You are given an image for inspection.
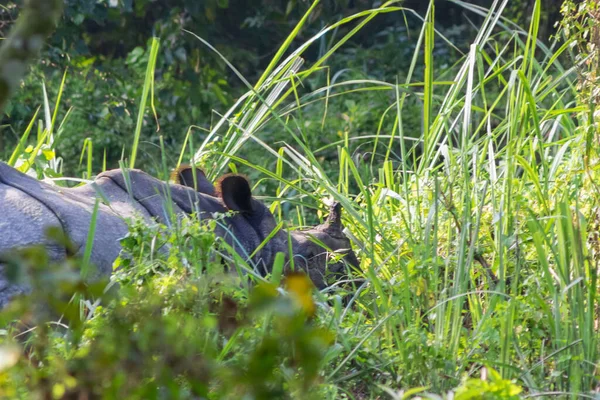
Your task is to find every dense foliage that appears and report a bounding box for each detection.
[1,0,600,398]
[1,218,340,398]
[0,0,562,175]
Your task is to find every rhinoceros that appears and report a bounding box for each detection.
[0,161,359,307]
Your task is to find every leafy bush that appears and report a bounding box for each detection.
[0,216,336,399]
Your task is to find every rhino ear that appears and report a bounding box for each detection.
[218,174,254,213]
[172,164,216,196]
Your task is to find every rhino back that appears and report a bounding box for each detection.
[98,169,230,220]
[0,183,66,260]
[0,162,129,276]
[70,177,153,222]
[97,169,279,272]
[0,179,69,307]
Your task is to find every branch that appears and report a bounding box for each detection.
[0,0,63,114]
[439,189,499,285]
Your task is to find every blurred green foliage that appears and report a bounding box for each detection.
[0,215,335,399]
[0,214,527,399]
[558,0,600,107]
[0,0,561,176]
[1,0,374,173]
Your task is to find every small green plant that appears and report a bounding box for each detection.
[454,368,523,400]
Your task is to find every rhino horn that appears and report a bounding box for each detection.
[322,202,343,234]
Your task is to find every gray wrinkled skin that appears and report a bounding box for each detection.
[0,162,359,307]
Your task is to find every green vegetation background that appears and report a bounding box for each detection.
[0,0,561,176]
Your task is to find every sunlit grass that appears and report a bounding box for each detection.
[181,0,598,394]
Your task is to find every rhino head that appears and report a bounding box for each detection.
[185,171,360,289]
[288,202,360,289]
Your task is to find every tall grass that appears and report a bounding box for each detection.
[179,0,598,395]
